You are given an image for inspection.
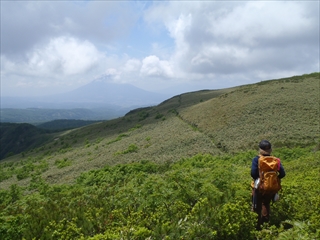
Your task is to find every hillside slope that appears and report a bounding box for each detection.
[0,123,52,160]
[180,73,319,152]
[0,73,319,188]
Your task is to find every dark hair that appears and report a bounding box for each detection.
[259,140,272,150]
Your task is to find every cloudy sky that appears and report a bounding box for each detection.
[1,1,319,97]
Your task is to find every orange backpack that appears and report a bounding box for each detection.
[258,155,281,194]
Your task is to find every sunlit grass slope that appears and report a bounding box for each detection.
[0,73,319,189]
[180,73,319,152]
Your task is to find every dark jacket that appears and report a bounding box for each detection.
[251,155,286,180]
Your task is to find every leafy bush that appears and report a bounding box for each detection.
[155,113,164,119]
[107,133,128,145]
[138,111,149,121]
[114,144,139,155]
[54,158,72,168]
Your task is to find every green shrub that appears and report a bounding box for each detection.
[114,144,139,155]
[0,148,318,240]
[138,111,149,121]
[55,158,72,168]
[155,113,164,119]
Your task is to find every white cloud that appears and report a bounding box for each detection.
[1,36,105,80]
[1,1,137,56]
[124,59,142,72]
[140,55,174,78]
[27,37,103,76]
[0,36,119,96]
[145,1,319,81]
[209,1,316,46]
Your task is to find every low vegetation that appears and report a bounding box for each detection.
[0,147,319,239]
[0,72,319,239]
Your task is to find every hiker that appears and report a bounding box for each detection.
[251,140,286,230]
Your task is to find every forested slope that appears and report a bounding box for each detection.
[0,123,51,160]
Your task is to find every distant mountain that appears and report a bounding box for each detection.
[0,78,170,109]
[51,78,170,107]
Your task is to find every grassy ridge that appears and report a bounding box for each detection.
[180,73,319,152]
[0,73,318,188]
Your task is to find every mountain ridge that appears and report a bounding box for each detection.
[0,78,171,109]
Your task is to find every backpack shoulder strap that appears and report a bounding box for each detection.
[258,155,263,179]
[276,158,281,171]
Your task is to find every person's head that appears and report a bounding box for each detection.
[259,140,272,155]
